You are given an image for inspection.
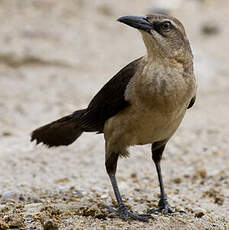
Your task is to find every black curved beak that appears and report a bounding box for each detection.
[117,16,152,33]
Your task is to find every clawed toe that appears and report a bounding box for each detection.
[103,204,151,221]
[122,210,151,221]
[147,199,185,215]
[148,205,174,214]
[103,204,118,214]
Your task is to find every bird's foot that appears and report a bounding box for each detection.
[103,204,151,221]
[148,199,184,215]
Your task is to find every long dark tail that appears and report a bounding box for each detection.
[31,109,86,147]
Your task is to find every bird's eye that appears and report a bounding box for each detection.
[161,21,172,31]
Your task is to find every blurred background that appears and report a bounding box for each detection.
[0,0,228,229]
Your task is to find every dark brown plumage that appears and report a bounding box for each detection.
[31,110,85,146]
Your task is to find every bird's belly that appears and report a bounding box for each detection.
[104,104,186,148]
[127,107,186,145]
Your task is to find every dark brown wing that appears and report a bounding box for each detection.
[78,57,143,132]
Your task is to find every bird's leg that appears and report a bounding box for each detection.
[104,152,151,221]
[148,143,174,214]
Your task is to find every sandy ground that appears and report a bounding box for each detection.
[0,0,229,229]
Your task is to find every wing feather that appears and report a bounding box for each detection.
[79,57,143,132]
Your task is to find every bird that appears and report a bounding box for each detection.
[31,14,197,221]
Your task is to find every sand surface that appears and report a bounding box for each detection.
[0,0,229,229]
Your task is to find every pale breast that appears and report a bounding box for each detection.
[104,61,196,154]
[123,62,195,144]
[128,62,196,113]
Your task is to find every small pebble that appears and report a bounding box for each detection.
[194,208,206,218]
[43,220,58,230]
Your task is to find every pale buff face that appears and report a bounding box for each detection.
[140,14,193,63]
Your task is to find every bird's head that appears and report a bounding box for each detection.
[118,14,193,65]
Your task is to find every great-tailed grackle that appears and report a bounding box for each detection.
[31,14,197,221]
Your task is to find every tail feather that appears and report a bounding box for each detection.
[31,109,86,147]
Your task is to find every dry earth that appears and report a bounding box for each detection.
[0,0,229,229]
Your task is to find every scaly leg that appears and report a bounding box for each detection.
[148,142,174,214]
[104,152,151,221]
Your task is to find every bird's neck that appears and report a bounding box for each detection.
[141,33,193,76]
[145,51,193,77]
